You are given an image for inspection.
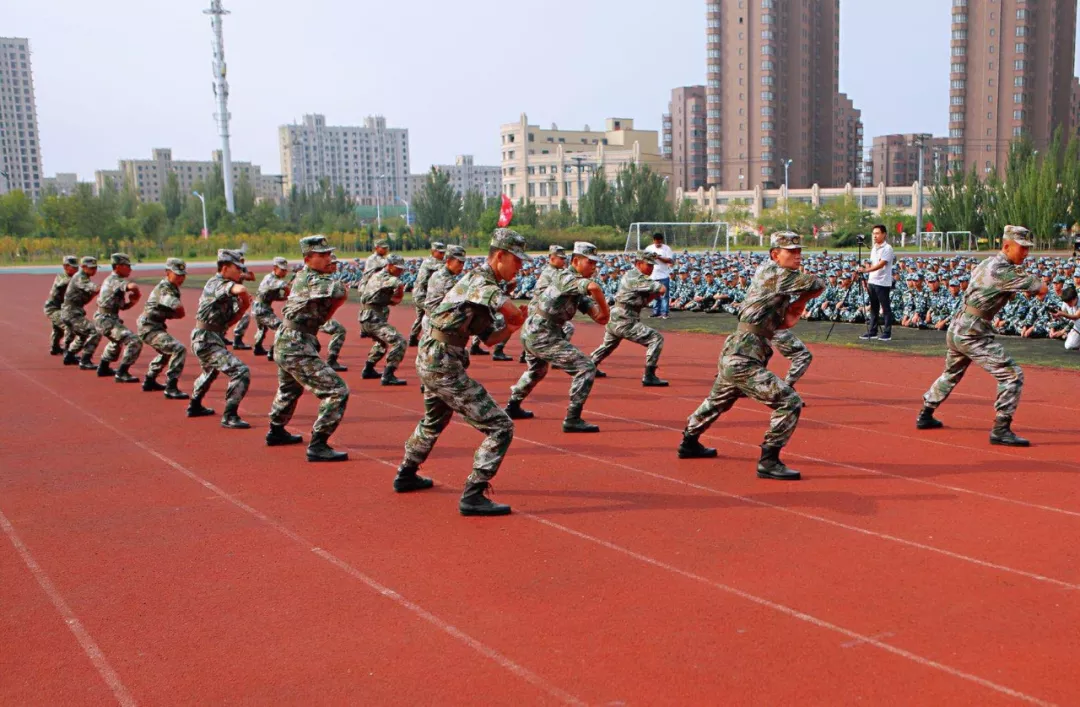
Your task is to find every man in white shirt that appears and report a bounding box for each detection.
[1052,285,1080,350]
[859,224,896,341]
[644,232,675,319]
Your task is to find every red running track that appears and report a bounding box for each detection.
[1,273,1078,705]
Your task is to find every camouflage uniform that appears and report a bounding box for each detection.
[269,265,350,438]
[773,330,813,386]
[409,243,445,343]
[62,259,102,359]
[191,262,251,411]
[320,319,347,358]
[252,266,290,349]
[684,242,824,450]
[44,256,76,353]
[358,266,406,369]
[532,257,576,341]
[96,260,143,368]
[509,244,601,421]
[590,256,665,370]
[138,260,188,385]
[923,248,1042,419]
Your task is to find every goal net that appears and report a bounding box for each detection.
[916,231,943,250]
[625,222,731,252]
[945,231,975,252]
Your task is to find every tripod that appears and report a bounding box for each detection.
[825,239,870,342]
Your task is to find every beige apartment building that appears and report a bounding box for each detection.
[499,114,669,213]
[663,86,708,192]
[411,155,501,199]
[870,134,950,187]
[41,173,85,196]
[96,149,279,204]
[0,38,44,200]
[705,0,849,190]
[948,0,1077,175]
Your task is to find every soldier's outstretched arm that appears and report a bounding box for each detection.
[227,285,252,326]
[781,288,823,329]
[586,282,610,325]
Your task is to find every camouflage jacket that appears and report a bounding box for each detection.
[195,274,240,330]
[255,272,289,310]
[138,279,183,333]
[424,265,461,313]
[531,264,564,300]
[357,252,388,288]
[277,267,347,353]
[953,252,1041,336]
[528,267,593,328]
[61,271,99,317]
[722,260,824,364]
[44,272,71,311]
[357,269,401,323]
[419,264,507,369]
[96,272,131,320]
[412,255,442,303]
[611,268,663,321]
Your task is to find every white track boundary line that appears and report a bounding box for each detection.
[0,509,137,707]
[0,359,585,707]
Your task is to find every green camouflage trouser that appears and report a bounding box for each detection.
[409,304,425,342]
[270,329,350,436]
[252,305,282,348]
[320,319,346,358]
[232,311,250,339]
[923,326,1023,418]
[404,341,514,483]
[45,307,73,350]
[773,330,812,386]
[97,315,143,366]
[686,350,803,448]
[140,327,187,382]
[64,312,101,357]
[591,315,663,368]
[191,330,250,407]
[361,319,406,367]
[510,316,596,416]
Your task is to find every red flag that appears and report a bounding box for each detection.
[758,224,765,234]
[926,221,936,232]
[813,225,819,236]
[497,194,514,227]
[896,221,903,234]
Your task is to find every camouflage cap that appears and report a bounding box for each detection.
[110,252,131,266]
[272,256,289,268]
[62,255,78,267]
[925,272,938,283]
[572,241,600,262]
[446,245,467,260]
[80,256,98,267]
[948,278,960,287]
[217,248,245,265]
[165,257,187,275]
[1003,225,1035,247]
[375,238,390,249]
[769,231,802,250]
[490,228,527,259]
[386,254,406,267]
[431,241,447,253]
[548,244,567,256]
[299,235,334,255]
[636,250,659,264]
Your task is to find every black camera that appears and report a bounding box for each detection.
[1073,235,1080,254]
[855,234,867,246]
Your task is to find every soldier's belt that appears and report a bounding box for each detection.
[737,322,775,339]
[964,305,993,321]
[429,329,469,348]
[194,320,227,334]
[282,319,321,336]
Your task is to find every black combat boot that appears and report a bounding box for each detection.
[327,355,348,372]
[408,335,420,347]
[678,432,717,459]
[186,397,215,417]
[459,481,511,516]
[469,341,490,356]
[562,408,600,433]
[96,359,117,378]
[63,351,80,366]
[220,404,251,430]
[266,348,274,362]
[492,346,513,362]
[163,379,189,400]
[990,416,1030,447]
[142,376,167,392]
[114,364,139,383]
[233,337,251,350]
[594,369,608,378]
[266,424,303,446]
[757,445,801,480]
[642,366,669,387]
[916,406,944,430]
[393,464,434,492]
[518,351,527,363]
[78,354,96,370]
[253,344,268,357]
[50,344,63,356]
[505,399,534,420]
[381,366,407,386]
[361,362,381,380]
[307,432,348,462]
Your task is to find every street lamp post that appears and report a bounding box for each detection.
[397,197,410,227]
[192,190,209,238]
[782,159,793,228]
[375,175,386,232]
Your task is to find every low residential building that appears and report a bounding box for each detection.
[663,86,707,193]
[41,173,85,197]
[870,134,950,187]
[410,155,501,199]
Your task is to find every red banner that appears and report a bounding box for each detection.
[497,194,514,228]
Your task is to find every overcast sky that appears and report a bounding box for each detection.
[8,0,1080,181]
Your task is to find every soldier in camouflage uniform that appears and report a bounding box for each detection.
[230,254,257,350]
[423,245,467,312]
[188,248,254,429]
[44,255,78,356]
[506,242,611,433]
[678,232,825,480]
[357,239,390,340]
[517,245,575,363]
[358,253,408,385]
[590,250,669,387]
[918,226,1046,446]
[408,242,446,346]
[773,329,813,389]
[252,257,291,359]
[397,228,529,516]
[62,256,103,369]
[137,258,191,399]
[489,276,517,362]
[94,253,143,383]
[267,236,351,462]
[320,254,348,372]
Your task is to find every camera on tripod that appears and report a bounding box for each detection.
[855,233,867,246]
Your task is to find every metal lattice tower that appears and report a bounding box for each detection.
[205,0,235,213]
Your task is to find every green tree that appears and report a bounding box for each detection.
[579,175,615,227]
[414,168,460,232]
[162,171,183,221]
[460,190,485,233]
[234,172,256,216]
[610,162,675,230]
[0,190,38,237]
[516,198,539,227]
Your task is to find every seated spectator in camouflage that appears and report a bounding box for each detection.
[44,255,78,356]
[358,253,408,386]
[1020,288,1055,338]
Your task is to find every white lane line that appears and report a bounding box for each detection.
[0,509,137,707]
[0,359,585,707]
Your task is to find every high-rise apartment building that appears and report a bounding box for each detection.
[948,0,1077,176]
[663,86,707,193]
[0,38,44,200]
[111,148,271,204]
[870,134,950,187]
[833,92,863,187]
[705,0,846,190]
[279,114,411,205]
[412,155,501,199]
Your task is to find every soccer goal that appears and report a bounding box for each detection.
[625,222,731,253]
[945,231,976,252]
[916,231,943,250]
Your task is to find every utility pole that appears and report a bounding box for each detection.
[782,158,793,229]
[571,155,590,211]
[205,0,236,213]
[913,133,930,244]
